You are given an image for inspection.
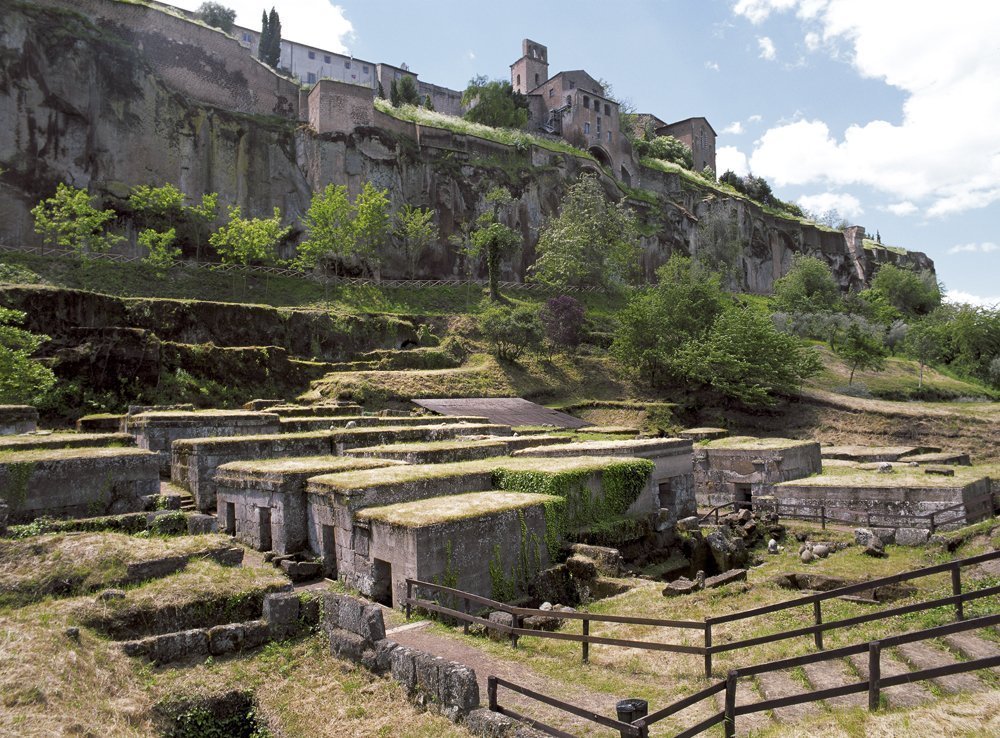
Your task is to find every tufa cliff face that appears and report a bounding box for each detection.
[0,0,934,292]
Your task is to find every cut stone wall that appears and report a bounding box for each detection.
[174,432,332,512]
[0,405,38,435]
[0,447,159,523]
[130,411,280,476]
[515,438,695,518]
[0,432,134,453]
[694,439,822,508]
[771,476,994,530]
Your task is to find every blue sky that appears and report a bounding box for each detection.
[172,0,999,306]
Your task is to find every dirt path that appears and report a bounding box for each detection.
[390,622,627,736]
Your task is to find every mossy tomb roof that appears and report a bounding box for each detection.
[346,438,511,454]
[515,438,691,455]
[0,446,157,464]
[777,464,992,489]
[308,455,646,495]
[0,432,132,450]
[218,455,405,478]
[356,491,561,528]
[702,436,817,451]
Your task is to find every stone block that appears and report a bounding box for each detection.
[704,568,747,589]
[565,554,598,580]
[187,514,217,535]
[262,592,300,633]
[873,527,896,545]
[328,627,367,662]
[360,604,386,642]
[414,652,442,699]
[208,623,245,655]
[243,620,270,650]
[568,544,624,576]
[487,611,514,641]
[371,638,398,675]
[896,527,932,546]
[464,707,549,738]
[121,639,149,658]
[322,592,341,631]
[148,629,210,664]
[390,644,418,691]
[439,662,480,719]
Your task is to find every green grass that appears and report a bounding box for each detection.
[357,490,560,527]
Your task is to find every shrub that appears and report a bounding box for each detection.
[479,304,542,360]
[539,295,586,351]
[31,183,122,257]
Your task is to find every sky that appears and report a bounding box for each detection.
[171,0,1000,307]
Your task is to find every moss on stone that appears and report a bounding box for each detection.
[783,465,993,489]
[703,436,816,451]
[356,491,561,528]
[218,455,402,476]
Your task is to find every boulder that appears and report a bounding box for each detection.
[568,544,625,576]
[705,527,749,572]
[895,528,931,547]
[662,577,699,596]
[812,544,830,558]
[565,554,599,581]
[704,569,747,589]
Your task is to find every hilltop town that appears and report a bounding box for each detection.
[1,2,999,737]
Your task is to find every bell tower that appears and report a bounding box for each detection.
[510,39,548,95]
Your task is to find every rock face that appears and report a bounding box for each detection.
[0,1,935,291]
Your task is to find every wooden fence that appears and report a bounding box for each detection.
[406,549,1000,679]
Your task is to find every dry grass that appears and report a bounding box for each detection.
[357,491,560,527]
[787,464,993,488]
[703,435,816,451]
[218,455,404,477]
[0,446,154,463]
[0,533,235,605]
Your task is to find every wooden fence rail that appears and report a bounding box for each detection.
[487,613,1000,738]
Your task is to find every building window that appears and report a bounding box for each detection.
[566,95,572,106]
[569,80,575,89]
[604,103,611,116]
[549,88,554,98]
[534,73,540,85]
[584,122,591,134]
[597,117,602,134]
[308,51,316,60]
[307,72,316,84]
[242,32,251,43]
[363,65,369,73]
[607,131,612,143]
[516,74,521,87]
[583,95,590,109]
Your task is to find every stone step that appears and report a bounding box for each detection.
[943,631,1000,676]
[801,658,867,710]
[896,640,987,694]
[848,651,934,708]
[756,668,823,723]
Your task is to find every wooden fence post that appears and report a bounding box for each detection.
[704,621,713,678]
[868,641,882,711]
[463,598,470,635]
[582,618,590,663]
[952,567,964,621]
[511,613,520,649]
[405,580,412,621]
[821,506,826,530]
[813,600,824,650]
[724,670,738,738]
[488,676,498,711]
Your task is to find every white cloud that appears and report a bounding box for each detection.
[747,114,763,123]
[884,201,918,217]
[804,31,821,50]
[797,192,864,219]
[467,51,476,61]
[169,0,354,54]
[945,290,1000,308]
[722,121,744,135]
[948,242,999,255]
[758,36,777,60]
[705,61,721,71]
[717,146,750,177]
[733,1,1000,218]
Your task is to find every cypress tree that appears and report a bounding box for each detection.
[258,10,271,64]
[265,8,281,68]
[389,79,400,107]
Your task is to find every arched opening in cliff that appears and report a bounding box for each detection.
[588,146,612,169]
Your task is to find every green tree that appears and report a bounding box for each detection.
[377,81,386,99]
[186,192,219,261]
[461,76,529,129]
[0,307,56,404]
[611,255,726,386]
[394,205,438,279]
[196,2,236,33]
[424,95,435,111]
[397,75,420,105]
[129,183,185,231]
[352,183,392,277]
[296,184,353,271]
[389,79,400,107]
[139,227,180,273]
[31,183,123,258]
[210,206,288,266]
[835,322,888,384]
[470,187,522,301]
[904,317,946,388]
[258,7,281,68]
[531,174,639,290]
[772,254,842,313]
[675,306,822,406]
[479,304,542,361]
[867,263,941,318]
